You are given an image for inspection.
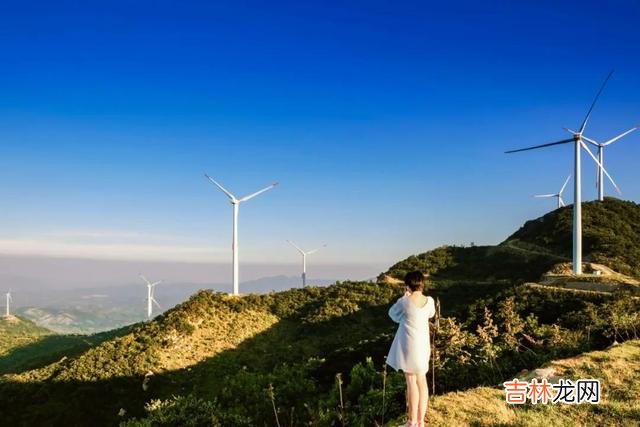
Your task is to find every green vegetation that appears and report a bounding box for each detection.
[383,244,562,283]
[506,198,640,277]
[0,323,135,376]
[1,280,637,426]
[0,316,51,356]
[1,198,639,426]
[384,198,640,282]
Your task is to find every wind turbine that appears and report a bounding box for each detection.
[580,126,637,201]
[140,275,161,319]
[534,175,571,209]
[287,240,327,287]
[5,292,12,317]
[506,71,626,275]
[205,174,278,295]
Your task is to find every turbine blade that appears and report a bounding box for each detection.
[239,182,279,202]
[305,244,327,255]
[534,194,557,198]
[139,274,151,286]
[560,175,571,194]
[602,126,638,146]
[204,174,237,201]
[563,127,577,135]
[287,240,305,254]
[579,70,614,133]
[581,135,600,146]
[152,298,161,310]
[580,141,621,194]
[505,138,574,154]
[559,197,565,207]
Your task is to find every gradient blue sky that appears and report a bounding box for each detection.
[1,1,639,278]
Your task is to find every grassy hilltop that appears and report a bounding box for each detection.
[0,198,639,426]
[385,198,640,282]
[0,315,51,356]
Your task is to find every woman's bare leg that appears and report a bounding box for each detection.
[406,375,410,417]
[417,373,429,424]
[404,372,419,424]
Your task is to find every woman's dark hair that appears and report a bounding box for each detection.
[404,271,425,292]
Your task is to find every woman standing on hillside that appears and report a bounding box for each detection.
[387,271,436,427]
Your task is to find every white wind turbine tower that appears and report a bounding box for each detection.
[140,275,161,319]
[287,240,327,287]
[5,292,12,317]
[506,71,626,275]
[581,126,637,201]
[205,174,279,296]
[534,175,571,209]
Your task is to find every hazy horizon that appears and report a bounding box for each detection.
[0,253,382,291]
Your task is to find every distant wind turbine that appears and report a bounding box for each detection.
[140,275,161,319]
[534,175,571,209]
[287,240,327,287]
[205,174,278,295]
[5,292,11,317]
[506,70,628,275]
[579,126,637,201]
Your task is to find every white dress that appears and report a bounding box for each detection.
[386,295,436,374]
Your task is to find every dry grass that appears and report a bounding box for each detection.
[541,262,640,295]
[392,340,640,426]
[157,308,279,371]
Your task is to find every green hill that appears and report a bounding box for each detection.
[384,198,640,281]
[0,315,52,355]
[1,199,639,426]
[1,280,637,426]
[505,198,640,277]
[0,315,134,376]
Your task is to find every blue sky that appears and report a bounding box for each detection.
[1,1,639,280]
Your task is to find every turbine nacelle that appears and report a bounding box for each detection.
[139,274,161,288]
[534,175,571,209]
[205,174,278,205]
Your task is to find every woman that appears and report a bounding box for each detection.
[387,271,436,427]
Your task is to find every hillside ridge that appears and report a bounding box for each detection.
[384,198,640,282]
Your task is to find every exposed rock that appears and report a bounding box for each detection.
[519,367,561,383]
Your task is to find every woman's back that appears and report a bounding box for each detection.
[387,294,435,374]
[404,294,432,330]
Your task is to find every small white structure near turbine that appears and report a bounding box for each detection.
[140,275,161,319]
[534,175,571,209]
[4,292,12,317]
[580,126,637,201]
[205,174,278,296]
[287,240,326,287]
[506,71,628,275]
